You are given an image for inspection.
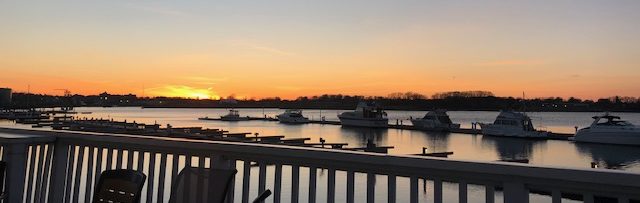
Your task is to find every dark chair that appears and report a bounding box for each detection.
[169,167,271,203]
[0,161,6,200]
[93,169,147,203]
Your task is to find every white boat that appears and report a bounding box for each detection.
[338,102,388,128]
[220,110,249,121]
[410,110,460,131]
[574,113,640,145]
[277,109,310,124]
[480,111,548,138]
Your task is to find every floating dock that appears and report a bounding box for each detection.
[199,116,574,140]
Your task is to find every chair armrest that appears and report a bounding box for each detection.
[251,189,272,203]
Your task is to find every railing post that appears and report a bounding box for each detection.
[48,140,70,203]
[5,143,27,203]
[503,182,528,203]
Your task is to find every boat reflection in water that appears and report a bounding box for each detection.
[575,143,640,170]
[339,126,388,146]
[480,135,547,163]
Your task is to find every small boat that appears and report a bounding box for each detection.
[574,113,640,146]
[410,110,460,131]
[220,110,249,121]
[277,109,309,124]
[338,102,388,128]
[479,111,548,138]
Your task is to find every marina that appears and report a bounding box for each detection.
[2,107,637,172]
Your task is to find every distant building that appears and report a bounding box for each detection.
[98,92,137,106]
[0,88,12,107]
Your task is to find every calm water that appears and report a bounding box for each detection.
[5,107,639,203]
[72,107,640,172]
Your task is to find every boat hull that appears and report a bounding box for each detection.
[480,124,548,138]
[338,116,388,128]
[410,119,460,131]
[277,116,310,124]
[575,130,640,146]
[220,116,249,121]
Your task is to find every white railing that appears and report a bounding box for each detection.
[1,127,640,203]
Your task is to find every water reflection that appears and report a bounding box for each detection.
[481,136,547,161]
[339,126,387,146]
[575,143,640,170]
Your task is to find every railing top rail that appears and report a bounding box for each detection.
[1,127,639,194]
[0,131,56,144]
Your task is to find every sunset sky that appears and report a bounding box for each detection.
[1,1,639,100]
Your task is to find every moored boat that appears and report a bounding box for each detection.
[574,113,640,146]
[410,109,460,131]
[338,102,388,128]
[220,109,249,121]
[479,111,548,138]
[277,109,310,124]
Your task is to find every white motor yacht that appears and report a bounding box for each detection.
[277,109,310,124]
[338,102,388,128]
[480,111,548,138]
[220,109,249,121]
[410,110,460,131]
[574,113,640,145]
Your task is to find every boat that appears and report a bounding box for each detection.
[410,109,460,131]
[574,113,640,145]
[338,102,388,128]
[277,109,310,124]
[479,111,548,138]
[220,110,249,121]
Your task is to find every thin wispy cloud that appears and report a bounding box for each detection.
[182,76,228,85]
[229,40,295,56]
[473,60,544,67]
[124,3,192,18]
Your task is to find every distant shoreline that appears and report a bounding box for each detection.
[135,105,640,113]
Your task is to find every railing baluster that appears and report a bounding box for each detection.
[196,156,205,203]
[25,145,37,203]
[49,142,70,203]
[84,147,95,203]
[387,174,396,203]
[291,165,300,203]
[485,184,495,203]
[259,162,267,194]
[146,152,157,203]
[32,145,45,203]
[72,146,85,203]
[127,149,134,169]
[228,160,237,203]
[242,160,251,203]
[105,148,113,170]
[504,182,528,203]
[37,144,54,202]
[347,171,355,203]
[157,153,167,203]
[274,164,283,203]
[434,178,443,203]
[116,149,123,169]
[459,181,467,203]
[63,145,77,203]
[171,154,179,186]
[367,173,375,203]
[94,147,104,184]
[137,151,144,172]
[551,190,561,203]
[309,166,317,203]
[410,176,418,203]
[327,168,335,203]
